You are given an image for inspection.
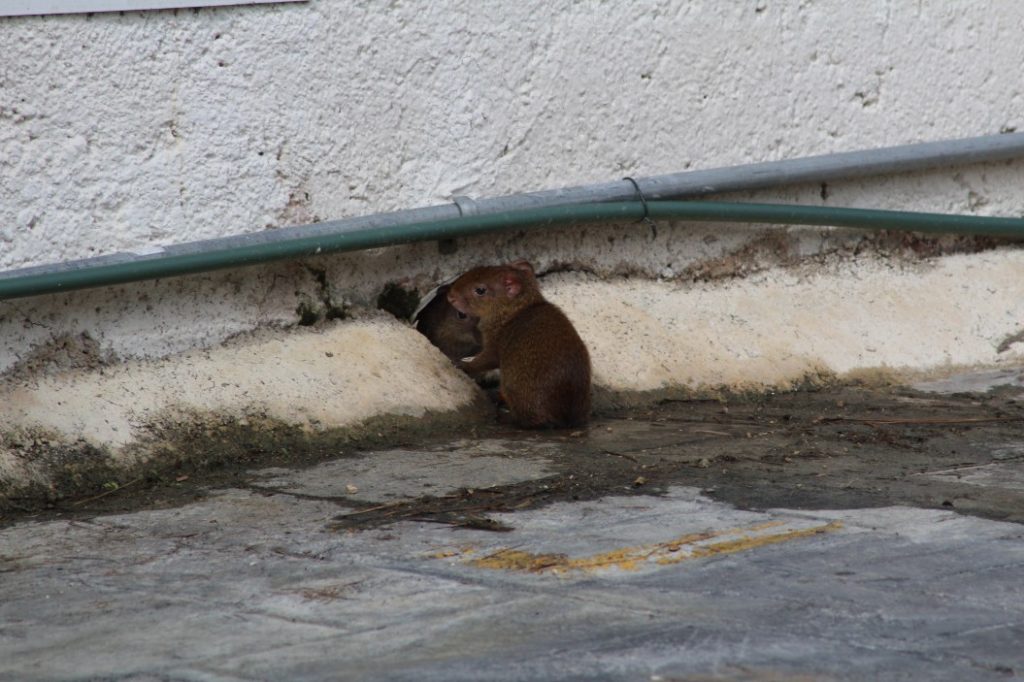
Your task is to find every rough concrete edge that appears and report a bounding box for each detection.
[0,397,495,513]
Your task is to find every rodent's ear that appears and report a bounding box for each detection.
[502,271,523,298]
[509,259,534,275]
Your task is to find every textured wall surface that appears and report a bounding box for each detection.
[1,1,1023,367]
[3,1,1023,268]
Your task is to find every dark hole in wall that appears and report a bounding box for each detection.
[377,283,421,321]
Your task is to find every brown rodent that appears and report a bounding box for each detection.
[413,283,482,362]
[447,260,591,429]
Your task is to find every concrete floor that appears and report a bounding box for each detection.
[2,486,1022,681]
[3,374,1024,681]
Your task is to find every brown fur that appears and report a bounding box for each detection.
[414,284,482,362]
[447,260,591,429]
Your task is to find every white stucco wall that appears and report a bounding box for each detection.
[4,1,1024,265]
[1,0,1023,370]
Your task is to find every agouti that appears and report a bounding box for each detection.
[413,283,482,362]
[447,260,591,429]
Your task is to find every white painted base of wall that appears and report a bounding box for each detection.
[3,248,1023,497]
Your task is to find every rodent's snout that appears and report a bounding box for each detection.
[447,289,470,316]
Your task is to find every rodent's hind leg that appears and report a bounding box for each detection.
[483,386,506,407]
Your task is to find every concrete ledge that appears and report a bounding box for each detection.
[556,247,1024,391]
[0,318,480,496]
[2,248,1024,503]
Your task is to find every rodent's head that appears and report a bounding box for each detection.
[447,260,539,319]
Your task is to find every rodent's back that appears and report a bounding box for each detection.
[498,300,591,428]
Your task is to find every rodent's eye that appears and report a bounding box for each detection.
[473,286,486,296]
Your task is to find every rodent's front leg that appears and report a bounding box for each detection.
[458,344,498,375]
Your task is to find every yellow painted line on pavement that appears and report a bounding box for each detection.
[449,520,842,575]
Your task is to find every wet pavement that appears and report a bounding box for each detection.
[2,373,1024,681]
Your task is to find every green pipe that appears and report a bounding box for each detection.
[1,200,1023,301]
